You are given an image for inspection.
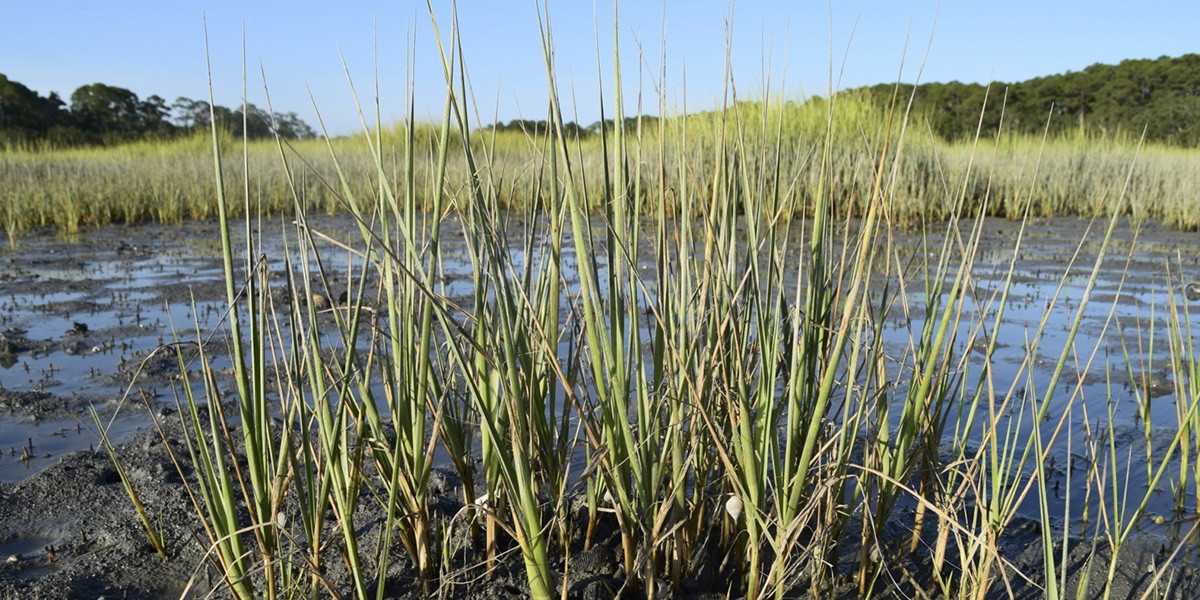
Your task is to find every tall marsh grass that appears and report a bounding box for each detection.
[89,4,1200,600]
[4,91,1200,247]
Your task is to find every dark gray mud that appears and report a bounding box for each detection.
[0,222,227,479]
[1,217,1200,598]
[3,417,1196,600]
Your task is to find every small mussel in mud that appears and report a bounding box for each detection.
[310,291,349,310]
[1186,282,1200,302]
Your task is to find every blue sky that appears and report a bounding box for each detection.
[1,1,1196,136]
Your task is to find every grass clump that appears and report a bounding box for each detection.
[87,4,1200,600]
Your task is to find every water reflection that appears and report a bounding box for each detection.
[0,215,1198,536]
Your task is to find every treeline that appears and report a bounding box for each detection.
[856,54,1200,146]
[13,53,1199,149]
[484,116,659,139]
[0,73,315,147]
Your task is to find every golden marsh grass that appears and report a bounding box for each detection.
[4,97,1200,247]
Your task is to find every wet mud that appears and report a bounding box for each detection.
[1,216,1199,598]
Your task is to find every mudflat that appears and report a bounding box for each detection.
[1,216,1199,598]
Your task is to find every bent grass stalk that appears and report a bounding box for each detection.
[89,405,169,559]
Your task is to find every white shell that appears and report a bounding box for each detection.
[725,495,744,520]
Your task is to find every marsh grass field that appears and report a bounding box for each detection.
[4,93,1200,244]
[4,5,1200,600]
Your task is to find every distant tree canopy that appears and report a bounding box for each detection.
[168,96,315,140]
[0,74,72,144]
[0,74,315,147]
[484,115,659,140]
[8,53,1200,148]
[856,54,1200,146]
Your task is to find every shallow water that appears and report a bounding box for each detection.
[892,220,1200,537]
[1,215,1199,534]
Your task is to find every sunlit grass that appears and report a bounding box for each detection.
[79,4,1200,600]
[4,89,1200,248]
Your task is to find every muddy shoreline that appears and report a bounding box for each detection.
[2,216,1200,598]
[3,415,1195,599]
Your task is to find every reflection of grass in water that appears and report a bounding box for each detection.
[87,6,1200,600]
